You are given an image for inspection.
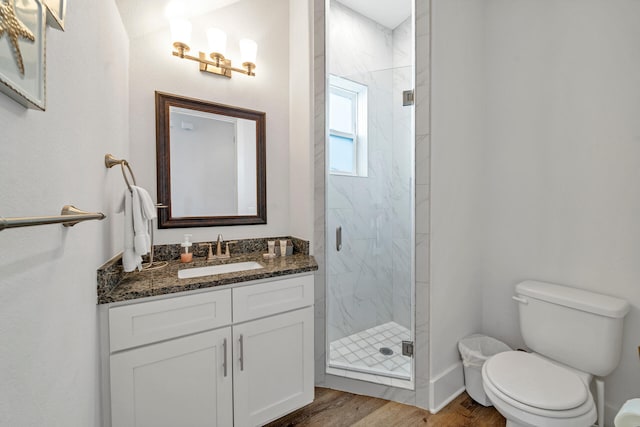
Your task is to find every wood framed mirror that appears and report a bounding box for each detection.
[155,92,267,228]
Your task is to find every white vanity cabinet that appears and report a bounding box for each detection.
[104,274,314,427]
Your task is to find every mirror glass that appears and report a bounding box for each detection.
[156,92,266,228]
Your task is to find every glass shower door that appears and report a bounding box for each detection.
[325,0,415,387]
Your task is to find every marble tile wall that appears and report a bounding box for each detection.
[328,1,392,77]
[327,0,414,345]
[326,0,396,343]
[313,0,327,384]
[414,0,432,410]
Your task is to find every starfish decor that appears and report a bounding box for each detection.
[0,0,35,75]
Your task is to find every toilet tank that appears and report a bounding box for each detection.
[515,280,629,377]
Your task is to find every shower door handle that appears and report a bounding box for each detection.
[336,226,342,251]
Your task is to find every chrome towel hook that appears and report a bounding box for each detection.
[105,153,168,271]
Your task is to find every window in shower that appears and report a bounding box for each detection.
[329,75,368,177]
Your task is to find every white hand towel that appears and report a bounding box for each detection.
[117,186,157,272]
[132,185,157,259]
[135,185,157,221]
[116,189,139,272]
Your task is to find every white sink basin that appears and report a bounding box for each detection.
[178,261,264,279]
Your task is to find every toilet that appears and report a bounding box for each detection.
[482,280,630,427]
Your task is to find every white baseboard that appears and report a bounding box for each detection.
[429,361,465,413]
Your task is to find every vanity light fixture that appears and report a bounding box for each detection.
[167,2,257,78]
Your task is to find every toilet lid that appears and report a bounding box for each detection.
[484,351,588,411]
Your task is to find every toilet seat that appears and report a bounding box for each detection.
[482,352,597,427]
[485,351,588,411]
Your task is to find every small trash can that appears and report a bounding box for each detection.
[458,334,512,406]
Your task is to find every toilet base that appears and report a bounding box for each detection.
[506,421,527,427]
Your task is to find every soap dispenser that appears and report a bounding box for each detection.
[180,234,193,263]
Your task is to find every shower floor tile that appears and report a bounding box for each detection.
[329,321,411,380]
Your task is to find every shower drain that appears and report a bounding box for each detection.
[379,347,393,356]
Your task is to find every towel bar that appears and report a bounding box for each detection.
[0,205,106,232]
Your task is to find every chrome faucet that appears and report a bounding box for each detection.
[200,235,235,261]
[216,234,224,257]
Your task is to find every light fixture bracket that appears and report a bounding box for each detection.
[171,46,255,79]
[199,52,232,78]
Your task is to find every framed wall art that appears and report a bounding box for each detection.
[43,0,65,30]
[0,0,46,110]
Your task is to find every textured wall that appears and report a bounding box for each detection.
[0,0,130,425]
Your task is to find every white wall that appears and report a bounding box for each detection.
[429,0,486,409]
[288,0,314,244]
[0,0,129,425]
[480,0,640,419]
[432,0,640,418]
[128,0,291,244]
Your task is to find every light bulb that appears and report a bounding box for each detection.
[206,28,227,57]
[165,1,186,19]
[170,19,192,45]
[239,39,258,65]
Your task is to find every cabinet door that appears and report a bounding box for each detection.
[110,328,232,427]
[233,307,314,427]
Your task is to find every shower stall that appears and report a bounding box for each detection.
[325,0,415,388]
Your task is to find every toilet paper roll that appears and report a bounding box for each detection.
[615,398,640,427]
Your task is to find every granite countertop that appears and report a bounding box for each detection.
[97,237,317,304]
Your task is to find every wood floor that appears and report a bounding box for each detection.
[266,388,506,427]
